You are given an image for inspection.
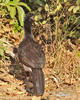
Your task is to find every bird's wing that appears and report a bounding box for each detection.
[18,40,45,68]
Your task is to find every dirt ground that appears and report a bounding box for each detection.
[0,63,80,100]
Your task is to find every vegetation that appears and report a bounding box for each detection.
[0,0,80,99]
[30,0,80,85]
[0,0,31,26]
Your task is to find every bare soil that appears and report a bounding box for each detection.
[0,64,80,100]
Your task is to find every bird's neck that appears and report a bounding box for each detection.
[24,26,33,39]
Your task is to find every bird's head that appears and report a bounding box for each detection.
[24,13,38,35]
[24,13,38,25]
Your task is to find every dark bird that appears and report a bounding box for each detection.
[17,13,45,96]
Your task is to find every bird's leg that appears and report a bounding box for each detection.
[22,64,33,93]
[25,71,34,94]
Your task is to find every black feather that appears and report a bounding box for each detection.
[17,13,45,96]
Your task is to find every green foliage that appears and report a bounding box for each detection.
[0,0,31,26]
[17,6,25,26]
[76,50,80,58]
[36,0,80,44]
[13,20,24,34]
[0,38,9,61]
[29,0,46,6]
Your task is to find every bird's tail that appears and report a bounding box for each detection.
[32,68,45,96]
